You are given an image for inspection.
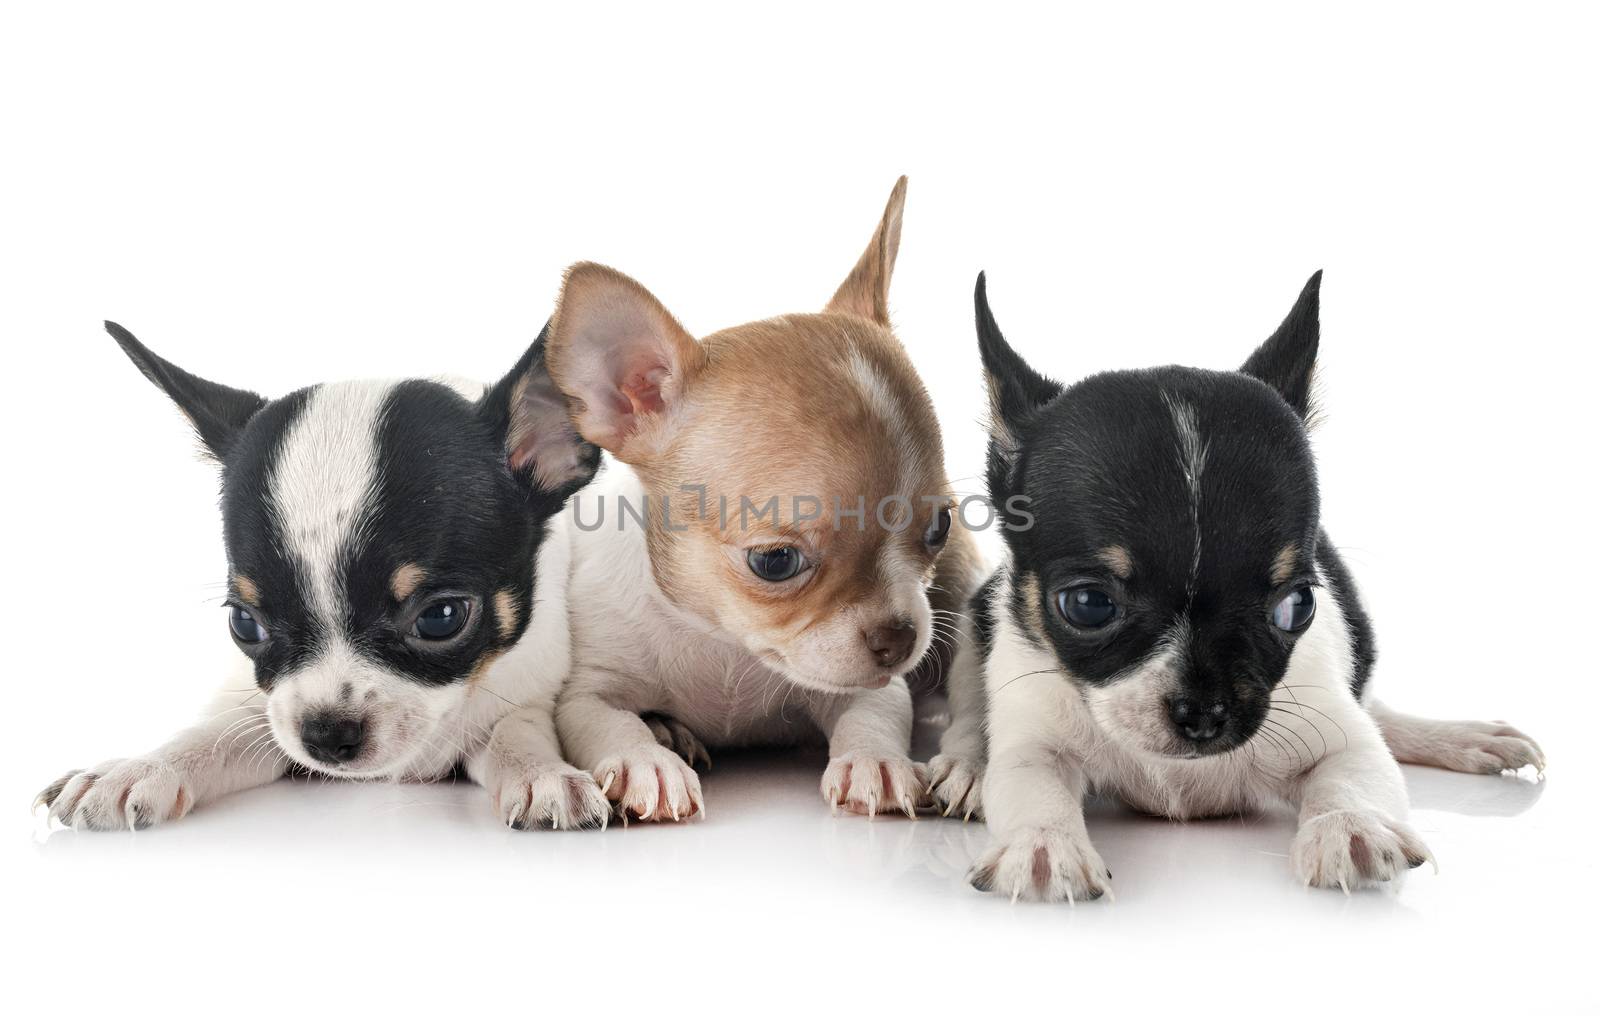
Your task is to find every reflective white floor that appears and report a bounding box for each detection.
[12,710,1591,1014]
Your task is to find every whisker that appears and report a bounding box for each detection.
[1253,723,1294,761]
[237,731,276,770]
[995,668,1062,694]
[472,685,523,709]
[213,711,268,741]
[1260,717,1312,768]
[1268,696,1349,750]
[218,720,271,754]
[1267,705,1328,758]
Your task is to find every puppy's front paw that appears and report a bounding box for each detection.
[36,759,192,831]
[928,753,984,820]
[820,753,925,818]
[968,826,1112,903]
[1292,809,1434,891]
[491,763,609,831]
[1422,720,1545,775]
[642,712,712,770]
[594,745,704,822]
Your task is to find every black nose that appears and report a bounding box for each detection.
[1167,697,1228,743]
[300,713,365,765]
[865,620,917,669]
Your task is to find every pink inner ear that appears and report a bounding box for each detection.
[621,367,669,417]
[594,354,672,446]
[508,430,584,481]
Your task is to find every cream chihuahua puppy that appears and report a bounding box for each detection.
[545,178,982,822]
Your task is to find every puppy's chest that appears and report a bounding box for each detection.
[1080,735,1282,819]
[650,639,821,749]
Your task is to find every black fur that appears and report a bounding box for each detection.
[107,321,267,459]
[969,569,1002,664]
[1240,271,1321,421]
[219,388,320,686]
[108,323,598,692]
[1315,533,1376,699]
[975,272,1375,755]
[975,272,1061,526]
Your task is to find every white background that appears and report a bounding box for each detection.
[3,2,1596,1012]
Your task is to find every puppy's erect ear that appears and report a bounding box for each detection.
[824,176,907,326]
[106,321,266,461]
[1241,271,1322,420]
[975,273,1062,464]
[483,325,601,499]
[544,262,705,463]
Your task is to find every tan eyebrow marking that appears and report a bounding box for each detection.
[233,575,261,607]
[1271,545,1298,586]
[1097,545,1134,579]
[390,563,427,602]
[467,647,507,685]
[494,589,520,639]
[1017,572,1047,641]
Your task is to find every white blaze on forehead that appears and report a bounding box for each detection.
[271,380,396,626]
[846,345,918,456]
[1161,392,1208,597]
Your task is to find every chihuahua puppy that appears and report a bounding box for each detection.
[929,272,1544,898]
[37,323,613,830]
[544,178,982,821]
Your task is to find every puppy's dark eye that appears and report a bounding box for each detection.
[1057,586,1117,629]
[228,605,268,645]
[925,506,953,550]
[1271,586,1315,632]
[414,598,471,640]
[747,546,805,582]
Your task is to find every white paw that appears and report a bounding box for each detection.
[968,826,1112,903]
[928,753,984,820]
[36,759,193,831]
[1423,720,1545,775]
[490,763,609,831]
[594,744,704,822]
[820,753,926,818]
[1292,809,1434,891]
[642,712,712,770]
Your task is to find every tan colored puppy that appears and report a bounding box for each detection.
[548,178,981,820]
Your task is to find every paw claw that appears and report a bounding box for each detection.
[1293,810,1433,890]
[594,745,702,823]
[40,760,187,832]
[642,712,714,772]
[820,753,924,818]
[492,765,608,832]
[1405,718,1546,775]
[967,826,1111,904]
[927,752,983,821]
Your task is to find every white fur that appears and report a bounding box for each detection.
[846,344,916,456]
[273,381,393,624]
[555,462,923,820]
[1367,702,1544,774]
[925,609,985,820]
[1161,392,1206,595]
[42,381,607,832]
[931,564,1434,899]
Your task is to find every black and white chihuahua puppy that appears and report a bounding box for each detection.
[37,323,613,831]
[929,273,1544,899]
